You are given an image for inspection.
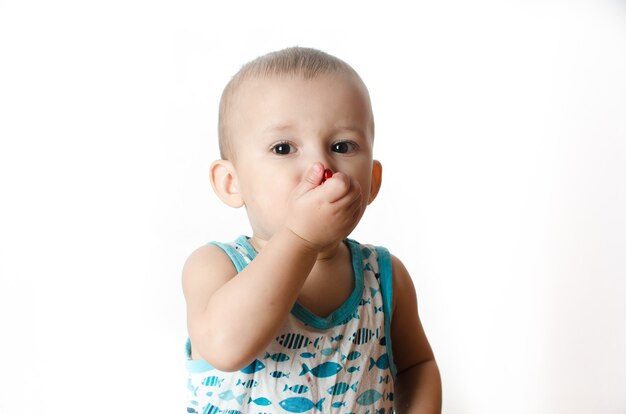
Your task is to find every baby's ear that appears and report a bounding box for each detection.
[368,160,383,204]
[210,160,244,208]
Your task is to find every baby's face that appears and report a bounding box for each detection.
[227,72,378,241]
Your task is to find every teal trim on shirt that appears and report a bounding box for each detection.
[233,236,364,329]
[185,338,215,373]
[235,235,257,260]
[290,238,364,329]
[188,236,396,377]
[376,246,398,379]
[209,240,248,272]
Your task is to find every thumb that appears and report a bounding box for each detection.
[295,162,324,194]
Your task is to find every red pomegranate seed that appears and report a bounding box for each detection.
[322,168,333,183]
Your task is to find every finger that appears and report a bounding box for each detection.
[343,185,363,214]
[293,162,324,196]
[322,172,352,203]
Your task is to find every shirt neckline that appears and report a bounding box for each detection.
[235,235,364,329]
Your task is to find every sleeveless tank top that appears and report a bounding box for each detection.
[185,236,396,414]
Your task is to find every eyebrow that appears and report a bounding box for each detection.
[262,123,293,134]
[335,125,367,136]
[262,123,368,136]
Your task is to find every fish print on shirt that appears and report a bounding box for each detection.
[264,352,291,362]
[240,359,265,374]
[327,381,359,396]
[185,238,396,413]
[279,396,325,413]
[369,354,391,371]
[300,362,343,378]
[350,328,380,345]
[276,334,321,350]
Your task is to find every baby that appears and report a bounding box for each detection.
[183,47,442,413]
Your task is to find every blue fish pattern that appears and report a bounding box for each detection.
[276,333,321,350]
[240,359,265,374]
[320,347,340,356]
[350,328,380,345]
[279,397,325,413]
[270,370,290,379]
[283,384,310,394]
[356,389,384,406]
[201,376,223,387]
[299,362,343,378]
[218,390,246,405]
[344,351,361,361]
[235,378,257,388]
[327,381,359,396]
[264,352,291,362]
[185,238,395,413]
[369,354,390,371]
[249,397,272,406]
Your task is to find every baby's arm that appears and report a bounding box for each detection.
[183,229,319,371]
[182,163,363,372]
[390,255,442,413]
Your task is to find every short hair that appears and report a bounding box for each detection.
[217,47,371,160]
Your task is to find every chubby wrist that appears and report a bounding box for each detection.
[280,227,323,255]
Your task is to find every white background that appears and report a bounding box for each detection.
[1,0,625,413]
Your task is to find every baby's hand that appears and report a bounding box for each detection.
[285,162,363,251]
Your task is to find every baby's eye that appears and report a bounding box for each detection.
[271,142,295,155]
[331,141,357,154]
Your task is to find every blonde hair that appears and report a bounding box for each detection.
[217,47,370,160]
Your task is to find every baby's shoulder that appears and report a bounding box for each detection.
[184,242,234,270]
[181,243,238,294]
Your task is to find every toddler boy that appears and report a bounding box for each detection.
[183,47,442,413]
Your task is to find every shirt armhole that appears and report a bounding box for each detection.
[208,241,248,272]
[375,246,398,379]
[185,241,245,371]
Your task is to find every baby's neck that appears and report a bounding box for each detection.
[249,233,354,318]
[299,241,355,318]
